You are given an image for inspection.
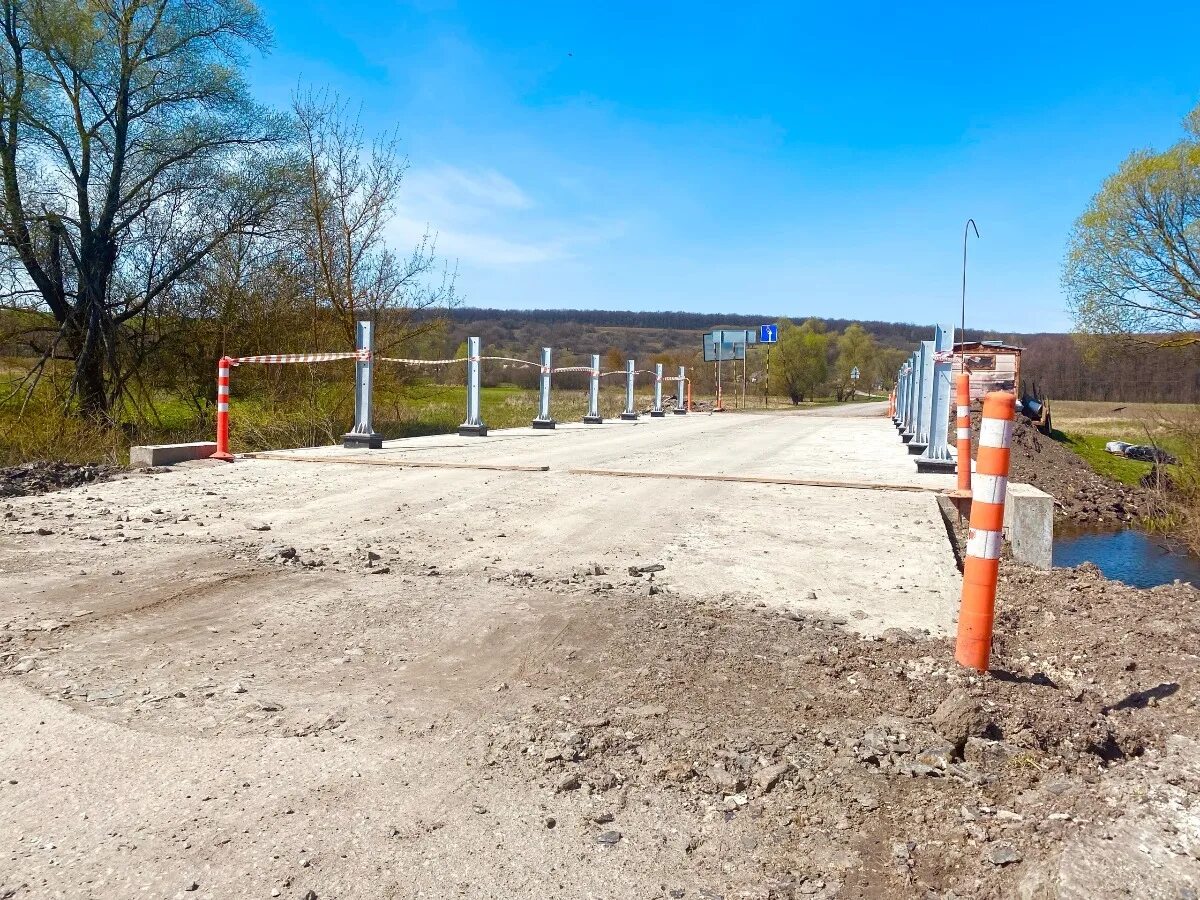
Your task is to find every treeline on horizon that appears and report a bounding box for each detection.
[435,306,1200,404]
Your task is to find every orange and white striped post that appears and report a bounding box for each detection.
[955,373,971,493]
[954,391,1015,670]
[213,356,234,462]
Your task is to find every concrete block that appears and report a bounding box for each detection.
[1003,482,1053,570]
[130,442,218,467]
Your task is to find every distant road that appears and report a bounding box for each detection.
[787,400,890,417]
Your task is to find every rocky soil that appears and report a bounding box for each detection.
[0,461,123,498]
[480,562,1200,899]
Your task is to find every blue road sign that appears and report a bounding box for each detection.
[760,324,778,344]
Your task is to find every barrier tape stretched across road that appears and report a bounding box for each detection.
[231,351,368,365]
[378,355,471,365]
[214,335,695,459]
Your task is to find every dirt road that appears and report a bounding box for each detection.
[2,410,1196,899]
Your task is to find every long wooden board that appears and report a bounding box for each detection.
[567,467,944,493]
[242,453,549,473]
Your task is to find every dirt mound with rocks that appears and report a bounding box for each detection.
[484,561,1199,898]
[0,460,122,498]
[974,413,1154,526]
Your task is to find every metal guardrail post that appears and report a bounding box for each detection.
[901,354,917,441]
[620,359,638,420]
[908,340,934,455]
[673,366,687,414]
[458,335,488,436]
[917,325,956,472]
[894,364,906,429]
[532,346,555,429]
[344,319,383,449]
[583,353,603,424]
[651,363,665,417]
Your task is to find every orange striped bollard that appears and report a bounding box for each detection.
[213,356,234,462]
[955,373,971,493]
[954,391,1015,671]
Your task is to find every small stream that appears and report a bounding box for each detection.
[1053,527,1200,588]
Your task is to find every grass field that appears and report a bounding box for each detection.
[0,367,652,465]
[1050,400,1198,487]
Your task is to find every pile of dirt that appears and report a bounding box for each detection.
[978,414,1155,526]
[0,460,122,498]
[486,561,1199,898]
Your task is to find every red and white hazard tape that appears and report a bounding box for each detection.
[379,355,473,365]
[551,366,597,374]
[231,350,368,366]
[478,355,539,368]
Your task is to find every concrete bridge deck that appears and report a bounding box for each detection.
[0,402,963,899]
[242,402,961,634]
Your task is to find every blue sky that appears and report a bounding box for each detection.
[250,1,1200,331]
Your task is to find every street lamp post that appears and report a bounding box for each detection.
[961,218,980,351]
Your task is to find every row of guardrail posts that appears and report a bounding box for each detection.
[344,330,693,439]
[892,325,957,474]
[249,324,691,449]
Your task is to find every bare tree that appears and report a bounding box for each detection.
[0,0,289,418]
[291,89,456,351]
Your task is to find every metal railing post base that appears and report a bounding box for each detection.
[916,458,956,474]
[650,410,666,418]
[343,432,383,449]
[458,423,488,437]
[531,419,556,430]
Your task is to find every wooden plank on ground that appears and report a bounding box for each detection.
[567,467,943,493]
[242,453,549,473]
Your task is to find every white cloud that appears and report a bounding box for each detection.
[390,215,567,266]
[402,165,533,223]
[392,164,624,268]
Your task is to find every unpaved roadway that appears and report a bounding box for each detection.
[7,407,1189,899]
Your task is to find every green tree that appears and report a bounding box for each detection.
[0,0,287,418]
[773,317,828,404]
[833,323,876,401]
[1064,106,1200,346]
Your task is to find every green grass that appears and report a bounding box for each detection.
[1053,431,1156,487]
